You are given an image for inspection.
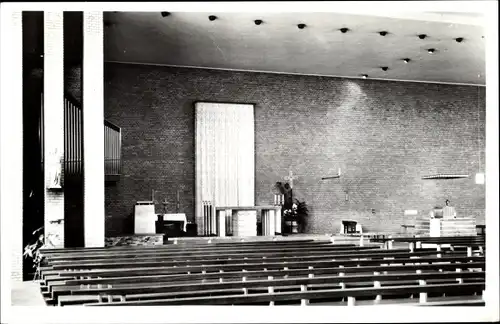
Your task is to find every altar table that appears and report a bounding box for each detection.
[215,206,282,237]
[159,213,187,232]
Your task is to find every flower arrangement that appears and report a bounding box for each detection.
[284,199,309,233]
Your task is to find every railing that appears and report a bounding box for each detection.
[40,95,122,182]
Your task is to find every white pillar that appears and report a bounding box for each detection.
[275,207,281,234]
[44,11,65,248]
[83,12,105,247]
[1,10,23,282]
[217,210,226,237]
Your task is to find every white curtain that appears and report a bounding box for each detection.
[195,102,255,235]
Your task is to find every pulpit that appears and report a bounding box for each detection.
[134,201,156,234]
[215,206,282,237]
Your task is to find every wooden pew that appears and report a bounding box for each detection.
[40,239,333,254]
[39,249,466,282]
[45,247,380,266]
[48,260,485,303]
[42,254,481,284]
[41,242,362,259]
[49,261,485,293]
[42,245,378,263]
[371,236,485,255]
[43,248,447,271]
[37,238,485,307]
[44,254,484,303]
[78,281,485,306]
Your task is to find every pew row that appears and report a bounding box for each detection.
[77,281,484,306]
[42,253,484,305]
[39,249,468,284]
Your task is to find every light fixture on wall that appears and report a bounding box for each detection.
[421,174,469,180]
[361,74,368,79]
[297,23,306,29]
[321,168,342,180]
[161,12,170,17]
[379,31,388,36]
[403,58,411,63]
[340,28,349,33]
[455,37,464,43]
[254,19,263,25]
[418,34,427,39]
[381,66,389,71]
[208,15,217,21]
[427,48,436,54]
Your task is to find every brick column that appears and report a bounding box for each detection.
[1,11,23,282]
[83,12,105,247]
[43,11,65,248]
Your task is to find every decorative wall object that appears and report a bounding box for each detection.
[421,174,469,180]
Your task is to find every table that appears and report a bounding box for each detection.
[158,213,187,232]
[215,206,282,237]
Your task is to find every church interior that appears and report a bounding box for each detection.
[2,5,498,315]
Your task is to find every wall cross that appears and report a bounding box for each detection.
[283,168,299,189]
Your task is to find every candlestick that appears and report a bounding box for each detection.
[274,194,277,205]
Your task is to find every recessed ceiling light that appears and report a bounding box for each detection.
[340,28,349,33]
[455,37,464,43]
[381,67,389,71]
[403,58,411,63]
[418,34,427,39]
[254,19,263,25]
[297,23,306,29]
[208,15,217,21]
[379,31,388,36]
[427,48,436,54]
[361,74,368,79]
[160,12,170,18]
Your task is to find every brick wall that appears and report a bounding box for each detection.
[104,63,485,236]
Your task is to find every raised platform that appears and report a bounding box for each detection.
[416,217,476,237]
[105,234,164,247]
[103,233,367,246]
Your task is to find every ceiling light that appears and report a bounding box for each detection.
[418,34,427,39]
[455,37,464,43]
[403,58,411,63]
[254,19,263,26]
[379,31,388,36]
[427,48,435,54]
[297,23,306,29]
[208,15,217,21]
[381,67,389,71]
[361,74,368,79]
[160,12,170,18]
[340,28,349,33]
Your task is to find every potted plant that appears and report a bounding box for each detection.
[23,226,59,281]
[283,199,308,233]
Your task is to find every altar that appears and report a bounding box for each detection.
[215,206,282,237]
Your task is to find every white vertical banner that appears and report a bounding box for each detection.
[44,11,65,248]
[195,102,255,236]
[83,11,105,247]
[1,10,23,285]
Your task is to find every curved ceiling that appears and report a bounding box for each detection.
[104,11,485,85]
